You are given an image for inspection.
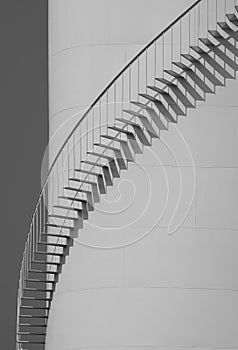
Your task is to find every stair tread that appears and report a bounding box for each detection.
[17,332,46,335]
[64,186,92,195]
[87,151,114,160]
[81,160,108,168]
[54,205,82,213]
[34,251,63,256]
[121,111,160,137]
[37,242,67,248]
[45,222,74,229]
[32,260,61,266]
[226,13,238,25]
[164,69,204,100]
[17,340,45,344]
[181,53,223,86]
[20,305,50,310]
[69,178,98,186]
[101,134,129,143]
[74,169,101,176]
[19,315,48,319]
[21,296,52,300]
[172,62,213,93]
[19,323,47,328]
[18,324,47,327]
[190,45,233,78]
[199,38,238,70]
[48,214,77,221]
[208,30,238,56]
[108,125,134,136]
[94,143,121,152]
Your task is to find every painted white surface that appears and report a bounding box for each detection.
[48,0,191,161]
[47,1,238,349]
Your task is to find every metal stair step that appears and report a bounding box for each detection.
[64,187,94,211]
[199,38,238,70]
[155,77,195,107]
[181,53,224,86]
[32,260,61,266]
[226,13,238,26]
[82,161,113,186]
[45,222,74,230]
[34,251,63,257]
[18,324,47,328]
[37,242,68,248]
[164,70,204,100]
[68,178,100,202]
[88,151,114,161]
[172,62,213,93]
[20,305,50,310]
[41,232,71,239]
[64,185,93,197]
[108,126,143,153]
[25,278,55,284]
[54,204,83,215]
[100,135,135,162]
[139,93,177,122]
[130,100,169,129]
[58,196,88,205]
[87,152,120,177]
[68,177,98,186]
[21,296,52,301]
[217,21,238,39]
[19,315,48,319]
[81,160,115,183]
[75,168,101,176]
[146,86,186,115]
[190,46,234,79]
[17,331,46,336]
[122,110,161,136]
[208,30,238,56]
[48,214,77,221]
[86,153,121,178]
[115,118,151,145]
[73,170,106,194]
[93,143,128,170]
[17,340,45,344]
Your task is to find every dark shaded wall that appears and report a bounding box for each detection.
[0,0,48,347]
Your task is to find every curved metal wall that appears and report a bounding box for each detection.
[46,1,238,349]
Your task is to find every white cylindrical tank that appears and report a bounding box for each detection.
[46,1,238,349]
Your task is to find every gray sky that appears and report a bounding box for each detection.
[0,0,48,347]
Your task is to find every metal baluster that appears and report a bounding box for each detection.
[57,160,60,206]
[67,141,70,187]
[145,48,148,93]
[207,0,209,32]
[114,83,116,123]
[106,89,109,127]
[79,124,82,169]
[154,40,157,82]
[162,34,165,78]
[216,0,218,29]
[129,64,131,107]
[180,18,182,57]
[198,2,200,45]
[73,132,76,177]
[189,9,191,53]
[171,26,173,68]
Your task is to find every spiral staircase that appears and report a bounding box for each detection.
[16,0,238,348]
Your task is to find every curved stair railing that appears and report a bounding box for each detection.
[16,0,238,348]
